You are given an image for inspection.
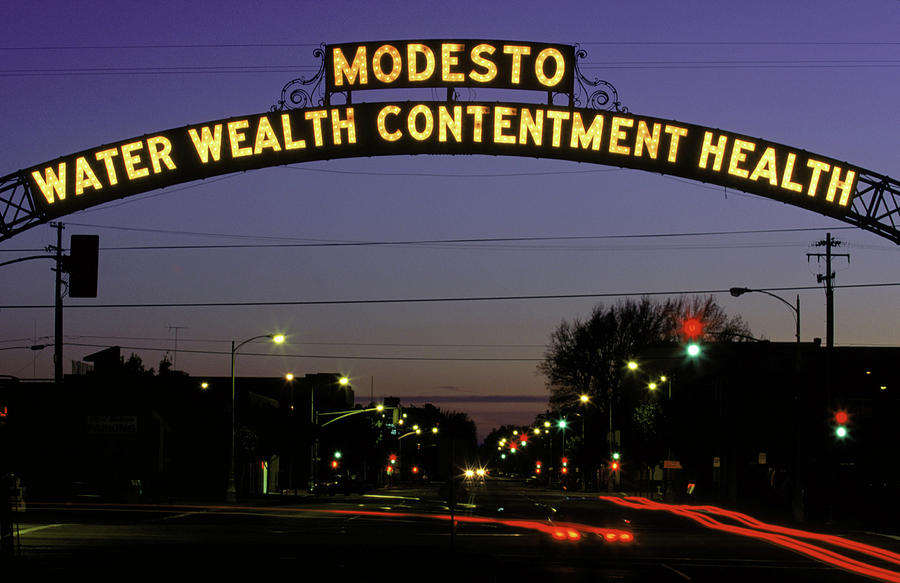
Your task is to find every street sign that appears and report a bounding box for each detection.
[663,460,682,469]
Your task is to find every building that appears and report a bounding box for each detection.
[0,347,355,501]
[628,341,900,525]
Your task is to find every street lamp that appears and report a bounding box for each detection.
[729,287,800,344]
[228,332,285,501]
[578,395,590,490]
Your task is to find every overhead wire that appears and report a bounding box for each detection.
[0,225,863,253]
[60,342,542,362]
[2,282,900,310]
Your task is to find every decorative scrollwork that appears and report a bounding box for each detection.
[272,43,327,111]
[573,46,628,113]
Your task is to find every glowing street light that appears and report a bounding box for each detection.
[228,332,285,501]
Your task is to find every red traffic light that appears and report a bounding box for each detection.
[834,410,849,425]
[331,460,339,469]
[682,317,703,339]
[611,461,620,471]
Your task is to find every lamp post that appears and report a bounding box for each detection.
[729,287,800,344]
[227,333,285,502]
[628,360,674,497]
[579,394,590,490]
[730,286,806,521]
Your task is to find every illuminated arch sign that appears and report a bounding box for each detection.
[1,39,898,243]
[326,40,574,92]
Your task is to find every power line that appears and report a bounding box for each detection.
[2,60,897,77]
[0,224,858,253]
[0,334,544,349]
[3,282,899,310]
[61,342,541,362]
[1,40,896,51]
[0,42,323,50]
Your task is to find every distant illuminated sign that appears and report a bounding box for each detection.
[326,40,574,93]
[26,102,859,220]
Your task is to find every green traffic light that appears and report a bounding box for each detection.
[612,452,620,461]
[835,426,848,439]
[687,343,701,357]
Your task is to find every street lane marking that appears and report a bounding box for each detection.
[157,512,201,521]
[867,532,900,542]
[18,524,63,535]
[661,563,692,580]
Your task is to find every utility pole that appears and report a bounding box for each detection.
[807,233,849,348]
[167,325,187,370]
[50,222,64,384]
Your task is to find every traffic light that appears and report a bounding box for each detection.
[67,234,99,298]
[682,316,703,358]
[834,410,850,439]
[561,457,568,474]
[535,461,542,475]
[610,452,621,471]
[686,342,701,358]
[682,317,703,338]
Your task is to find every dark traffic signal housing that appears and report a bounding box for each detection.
[66,234,99,298]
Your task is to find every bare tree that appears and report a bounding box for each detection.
[538,296,750,414]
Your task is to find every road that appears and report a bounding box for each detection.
[4,479,898,582]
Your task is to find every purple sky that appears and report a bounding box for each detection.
[1,0,898,440]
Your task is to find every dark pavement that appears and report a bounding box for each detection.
[3,479,898,582]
